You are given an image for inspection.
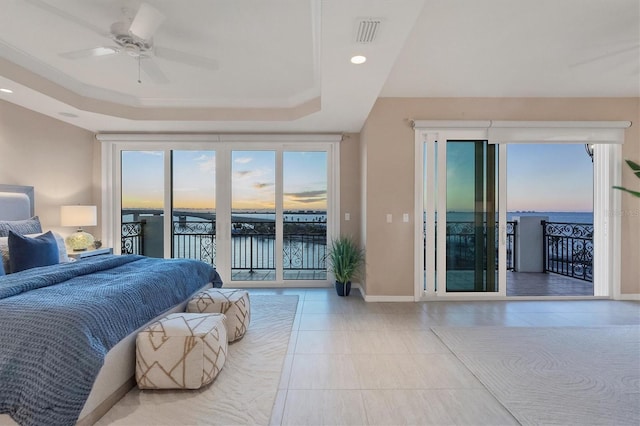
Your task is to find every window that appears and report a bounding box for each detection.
[102,135,340,285]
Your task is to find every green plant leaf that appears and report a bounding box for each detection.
[612,160,640,197]
[625,160,640,178]
[612,186,640,198]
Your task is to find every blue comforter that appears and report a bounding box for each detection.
[0,255,221,426]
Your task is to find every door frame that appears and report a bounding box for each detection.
[413,120,630,300]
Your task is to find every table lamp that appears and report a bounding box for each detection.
[61,205,97,251]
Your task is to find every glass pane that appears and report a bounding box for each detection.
[446,141,498,292]
[121,151,164,257]
[231,151,275,281]
[283,151,327,280]
[172,151,216,266]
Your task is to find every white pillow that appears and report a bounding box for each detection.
[0,231,69,273]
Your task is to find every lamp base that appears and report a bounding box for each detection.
[66,230,95,252]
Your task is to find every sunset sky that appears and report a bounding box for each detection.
[121,150,328,211]
[123,144,592,213]
[445,143,593,213]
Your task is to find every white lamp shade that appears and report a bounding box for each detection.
[61,205,97,227]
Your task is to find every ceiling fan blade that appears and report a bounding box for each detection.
[129,3,166,41]
[155,46,219,71]
[59,47,119,60]
[23,0,110,38]
[140,57,170,84]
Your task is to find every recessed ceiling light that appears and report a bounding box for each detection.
[0,88,13,93]
[350,55,367,65]
[59,112,79,118]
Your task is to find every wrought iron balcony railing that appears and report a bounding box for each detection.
[122,217,327,273]
[425,221,517,271]
[123,218,593,283]
[121,220,145,255]
[541,221,593,282]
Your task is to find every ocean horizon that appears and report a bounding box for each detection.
[122,209,593,224]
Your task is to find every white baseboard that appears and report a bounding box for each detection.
[357,285,415,302]
[614,293,640,301]
[364,295,416,302]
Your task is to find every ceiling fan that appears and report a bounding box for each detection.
[26,0,219,84]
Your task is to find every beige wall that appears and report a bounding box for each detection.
[360,97,640,297]
[3,96,637,297]
[339,133,361,242]
[0,100,98,238]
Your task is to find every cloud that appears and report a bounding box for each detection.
[285,190,327,204]
[285,190,326,198]
[234,157,252,164]
[254,182,274,190]
[138,151,163,156]
[234,171,252,178]
[196,155,216,173]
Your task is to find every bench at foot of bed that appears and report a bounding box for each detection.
[135,313,228,389]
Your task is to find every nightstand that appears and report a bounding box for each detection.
[67,247,113,260]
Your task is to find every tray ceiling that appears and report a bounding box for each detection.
[0,0,637,133]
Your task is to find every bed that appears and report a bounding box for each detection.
[0,185,222,426]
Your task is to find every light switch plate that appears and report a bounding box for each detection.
[386,214,392,223]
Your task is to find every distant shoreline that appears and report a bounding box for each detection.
[121,209,593,224]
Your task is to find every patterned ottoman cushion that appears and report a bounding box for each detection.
[136,313,228,389]
[187,289,251,342]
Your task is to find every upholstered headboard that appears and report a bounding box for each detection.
[0,185,35,220]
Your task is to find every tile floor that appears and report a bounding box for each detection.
[232,270,592,296]
[244,287,640,426]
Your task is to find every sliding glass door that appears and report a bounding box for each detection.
[444,141,498,292]
[113,137,338,286]
[421,131,506,296]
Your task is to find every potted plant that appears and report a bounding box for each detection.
[327,235,364,296]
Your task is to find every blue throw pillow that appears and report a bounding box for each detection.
[8,230,59,273]
[0,256,4,276]
[0,216,42,238]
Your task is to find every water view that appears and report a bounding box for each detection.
[120,143,595,290]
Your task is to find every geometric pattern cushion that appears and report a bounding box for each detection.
[187,289,251,342]
[135,313,228,389]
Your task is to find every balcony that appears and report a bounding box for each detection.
[121,215,593,295]
[121,213,327,280]
[438,218,593,296]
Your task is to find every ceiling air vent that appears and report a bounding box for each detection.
[355,18,381,44]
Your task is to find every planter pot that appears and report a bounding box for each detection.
[335,281,351,296]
